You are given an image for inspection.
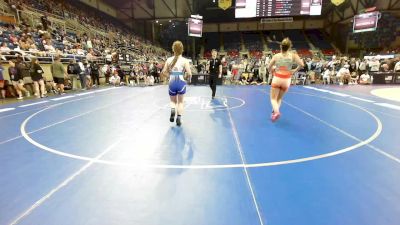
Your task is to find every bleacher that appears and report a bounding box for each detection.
[350,12,400,49]
[242,32,263,51]
[268,41,280,51]
[223,32,241,51]
[203,33,220,51]
[203,32,220,58]
[268,30,284,42]
[306,29,333,50]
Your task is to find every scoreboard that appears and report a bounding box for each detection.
[235,0,322,18]
[353,11,380,33]
[188,17,203,37]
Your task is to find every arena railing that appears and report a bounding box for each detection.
[1,51,157,65]
[16,8,66,33]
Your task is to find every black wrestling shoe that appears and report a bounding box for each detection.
[170,108,176,122]
[176,115,182,126]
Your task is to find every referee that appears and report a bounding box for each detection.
[207,49,222,99]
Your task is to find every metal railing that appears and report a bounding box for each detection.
[1,51,155,65]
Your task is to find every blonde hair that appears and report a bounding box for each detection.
[168,40,184,72]
[281,38,292,52]
[172,41,184,56]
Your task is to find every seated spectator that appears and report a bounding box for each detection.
[101,63,111,84]
[322,68,332,85]
[394,59,400,72]
[337,65,351,85]
[109,70,120,86]
[0,43,11,55]
[359,72,371,85]
[137,70,146,85]
[380,63,390,72]
[42,35,55,52]
[19,36,30,51]
[128,69,138,86]
[146,73,154,86]
[86,48,96,61]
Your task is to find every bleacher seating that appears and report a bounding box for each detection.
[204,32,220,51]
[227,50,239,58]
[268,41,280,51]
[223,32,241,51]
[249,50,262,59]
[297,49,312,57]
[268,30,284,42]
[306,30,333,50]
[350,12,399,49]
[242,32,263,51]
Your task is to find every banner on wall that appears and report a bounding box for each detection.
[331,0,345,6]
[218,0,232,10]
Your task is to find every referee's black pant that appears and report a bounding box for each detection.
[209,75,218,98]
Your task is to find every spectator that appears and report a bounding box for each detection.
[359,59,367,74]
[109,70,120,86]
[41,13,51,31]
[259,59,267,84]
[359,72,371,85]
[394,58,400,72]
[368,57,380,73]
[322,67,333,85]
[101,63,111,84]
[0,60,5,99]
[10,59,29,99]
[29,57,46,98]
[90,60,100,87]
[83,60,92,89]
[0,42,11,55]
[337,65,351,85]
[18,36,30,51]
[51,55,68,94]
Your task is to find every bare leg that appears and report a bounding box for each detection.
[14,83,22,98]
[39,80,46,97]
[18,83,29,96]
[177,94,184,116]
[59,84,65,94]
[176,94,184,126]
[270,87,281,113]
[1,90,5,99]
[277,89,287,109]
[33,81,40,97]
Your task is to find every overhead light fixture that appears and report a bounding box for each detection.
[156,20,159,23]
[169,20,172,22]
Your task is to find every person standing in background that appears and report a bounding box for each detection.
[207,49,222,99]
[30,58,46,98]
[0,60,6,99]
[14,57,30,100]
[259,58,267,84]
[51,55,68,94]
[90,60,100,87]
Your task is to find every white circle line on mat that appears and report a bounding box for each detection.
[20,92,382,169]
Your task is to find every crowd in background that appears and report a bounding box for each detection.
[0,0,173,100]
[1,0,169,61]
[1,0,400,101]
[195,54,400,86]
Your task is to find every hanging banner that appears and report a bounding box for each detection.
[218,0,232,10]
[331,0,345,6]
